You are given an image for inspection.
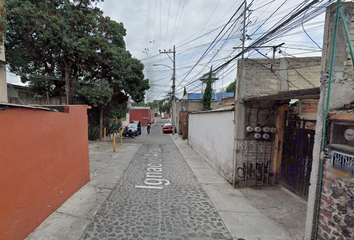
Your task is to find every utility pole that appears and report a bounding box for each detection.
[159,45,176,135]
[233,0,247,187]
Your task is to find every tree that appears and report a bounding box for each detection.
[0,0,5,42]
[5,0,149,104]
[77,79,113,140]
[5,0,150,140]
[203,66,213,111]
[183,87,187,96]
[225,80,236,93]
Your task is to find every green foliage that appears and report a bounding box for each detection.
[5,0,149,103]
[106,119,122,135]
[225,80,236,93]
[183,87,187,96]
[203,66,213,111]
[88,125,100,141]
[159,98,171,114]
[5,0,150,139]
[76,80,113,107]
[0,0,5,41]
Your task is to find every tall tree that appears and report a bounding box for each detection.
[225,80,236,93]
[183,87,187,96]
[0,0,5,41]
[5,0,149,104]
[77,79,113,140]
[203,66,213,111]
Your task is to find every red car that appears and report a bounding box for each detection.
[162,123,173,133]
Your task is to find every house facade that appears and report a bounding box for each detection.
[187,56,322,194]
[305,2,354,239]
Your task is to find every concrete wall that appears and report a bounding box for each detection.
[188,111,234,182]
[321,2,354,109]
[242,57,321,99]
[0,105,90,240]
[181,100,220,112]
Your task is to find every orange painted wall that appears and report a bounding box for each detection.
[0,105,90,240]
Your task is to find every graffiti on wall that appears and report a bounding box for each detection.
[236,140,274,186]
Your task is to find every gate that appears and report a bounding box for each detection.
[281,117,315,199]
[236,140,275,187]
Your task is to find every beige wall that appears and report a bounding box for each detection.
[181,100,220,112]
[242,57,321,99]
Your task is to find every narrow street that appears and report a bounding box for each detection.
[26,118,300,240]
[82,119,232,239]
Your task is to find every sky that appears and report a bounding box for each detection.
[96,0,334,102]
[7,0,336,102]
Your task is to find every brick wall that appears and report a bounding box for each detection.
[242,57,321,99]
[221,97,235,107]
[318,157,354,240]
[179,111,189,139]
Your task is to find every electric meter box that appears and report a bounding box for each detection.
[330,120,354,149]
[329,120,354,180]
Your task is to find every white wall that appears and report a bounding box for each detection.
[189,111,234,182]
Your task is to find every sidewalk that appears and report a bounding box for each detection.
[26,140,142,240]
[26,134,305,240]
[171,135,303,240]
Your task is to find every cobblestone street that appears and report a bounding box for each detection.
[82,120,232,240]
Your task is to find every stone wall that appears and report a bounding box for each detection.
[318,157,354,240]
[242,57,321,99]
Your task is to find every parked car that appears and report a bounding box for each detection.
[123,123,138,137]
[162,123,173,133]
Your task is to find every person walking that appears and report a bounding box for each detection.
[147,122,151,134]
[137,121,141,135]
